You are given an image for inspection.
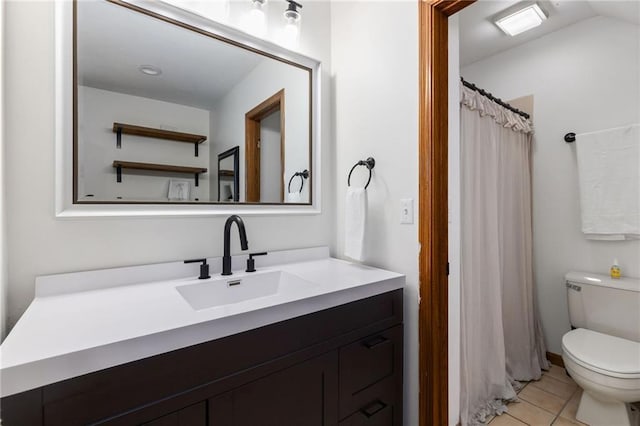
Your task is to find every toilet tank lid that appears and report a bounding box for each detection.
[565,271,640,293]
[562,328,640,377]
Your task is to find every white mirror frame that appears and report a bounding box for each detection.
[54,0,321,218]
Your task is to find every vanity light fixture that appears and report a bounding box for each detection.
[284,0,302,25]
[244,0,268,37]
[277,0,302,48]
[138,65,162,76]
[494,2,547,36]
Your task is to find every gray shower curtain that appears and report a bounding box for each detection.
[459,83,549,425]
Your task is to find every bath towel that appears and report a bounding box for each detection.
[344,187,367,261]
[286,192,302,203]
[576,124,639,240]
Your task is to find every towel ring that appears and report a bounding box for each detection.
[347,157,376,189]
[288,169,309,193]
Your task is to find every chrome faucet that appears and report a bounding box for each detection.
[222,215,249,275]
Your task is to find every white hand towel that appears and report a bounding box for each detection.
[344,187,367,261]
[286,191,302,203]
[576,124,640,239]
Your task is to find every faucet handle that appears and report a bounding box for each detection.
[246,252,268,273]
[184,258,210,280]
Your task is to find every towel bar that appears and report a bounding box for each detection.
[348,157,376,189]
[287,169,309,193]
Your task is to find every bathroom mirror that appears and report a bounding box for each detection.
[71,0,317,208]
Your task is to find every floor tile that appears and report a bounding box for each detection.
[516,382,528,394]
[484,414,496,424]
[530,375,577,399]
[519,385,566,414]
[552,416,587,426]
[545,365,576,385]
[559,389,582,422]
[506,399,555,425]
[489,413,528,425]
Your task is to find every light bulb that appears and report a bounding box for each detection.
[242,0,267,38]
[277,2,301,49]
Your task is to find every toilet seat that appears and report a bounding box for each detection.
[562,328,640,379]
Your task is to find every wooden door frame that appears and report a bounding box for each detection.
[245,89,286,202]
[418,1,475,425]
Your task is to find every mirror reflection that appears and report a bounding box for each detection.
[75,0,312,204]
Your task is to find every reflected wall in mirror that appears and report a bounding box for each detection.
[75,0,312,205]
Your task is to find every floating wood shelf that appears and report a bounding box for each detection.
[112,122,207,156]
[218,169,235,177]
[113,161,208,186]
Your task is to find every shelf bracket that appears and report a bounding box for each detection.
[116,127,122,149]
[116,165,122,183]
[195,173,199,187]
[194,143,199,157]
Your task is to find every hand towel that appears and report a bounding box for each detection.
[286,191,302,203]
[576,124,639,239]
[344,187,367,261]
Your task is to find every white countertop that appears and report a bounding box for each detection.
[0,247,404,397]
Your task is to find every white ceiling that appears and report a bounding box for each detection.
[77,1,265,109]
[459,0,640,66]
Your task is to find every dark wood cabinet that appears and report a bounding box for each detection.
[143,402,207,426]
[209,352,338,426]
[0,290,403,426]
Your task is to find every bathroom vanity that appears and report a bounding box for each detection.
[0,248,404,425]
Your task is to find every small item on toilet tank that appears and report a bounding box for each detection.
[610,259,621,279]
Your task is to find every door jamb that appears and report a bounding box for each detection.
[418,1,475,425]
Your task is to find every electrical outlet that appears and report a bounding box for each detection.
[400,198,414,224]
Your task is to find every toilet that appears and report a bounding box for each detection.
[562,272,640,426]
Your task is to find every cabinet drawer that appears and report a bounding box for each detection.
[339,325,401,417]
[142,401,206,426]
[339,404,394,426]
[338,377,396,426]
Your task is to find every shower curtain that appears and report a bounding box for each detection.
[459,83,549,425]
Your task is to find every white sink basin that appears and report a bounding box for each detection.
[176,270,312,311]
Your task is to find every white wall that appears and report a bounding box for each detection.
[447,14,461,426]
[3,0,332,330]
[210,57,310,203]
[461,16,640,354]
[78,86,210,201]
[331,2,419,424]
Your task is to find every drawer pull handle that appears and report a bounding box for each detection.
[363,335,389,349]
[361,400,387,418]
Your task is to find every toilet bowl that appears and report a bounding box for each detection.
[562,328,640,426]
[563,272,640,426]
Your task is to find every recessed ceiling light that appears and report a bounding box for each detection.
[495,3,547,36]
[138,65,162,76]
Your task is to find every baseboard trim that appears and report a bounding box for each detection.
[546,351,565,368]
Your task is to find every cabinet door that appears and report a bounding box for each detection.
[142,401,207,426]
[209,352,338,426]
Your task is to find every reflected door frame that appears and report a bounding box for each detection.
[245,89,285,203]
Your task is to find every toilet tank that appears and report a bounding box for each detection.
[566,271,640,343]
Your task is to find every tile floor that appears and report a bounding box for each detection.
[486,365,587,425]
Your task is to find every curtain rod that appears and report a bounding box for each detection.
[460,77,531,120]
